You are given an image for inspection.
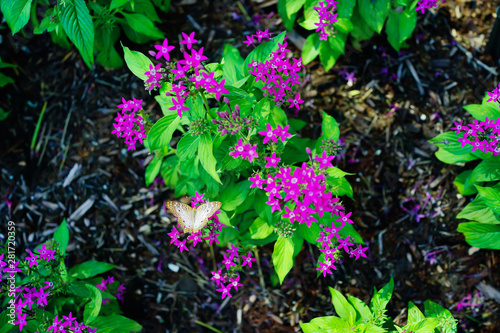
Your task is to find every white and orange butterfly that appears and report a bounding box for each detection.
[165,201,221,233]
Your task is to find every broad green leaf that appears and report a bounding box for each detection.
[300,316,351,332]
[326,167,354,178]
[145,156,162,186]
[348,296,372,322]
[288,118,307,132]
[435,148,478,164]
[59,0,95,68]
[385,7,416,51]
[218,180,251,211]
[122,43,153,81]
[453,170,478,196]
[127,0,160,23]
[470,157,500,183]
[53,218,69,255]
[476,185,500,214]
[350,6,375,41]
[328,31,348,56]
[249,217,274,239]
[407,301,425,324]
[83,284,102,324]
[334,18,354,33]
[358,0,391,34]
[272,236,294,284]
[329,287,356,325]
[278,0,305,31]
[302,32,319,65]
[370,277,394,315]
[327,177,354,199]
[463,103,500,122]
[457,196,500,224]
[319,40,336,72]
[121,13,163,39]
[424,300,458,333]
[177,133,200,161]
[222,44,244,85]
[198,133,222,184]
[299,221,320,244]
[0,73,14,88]
[147,114,181,151]
[429,132,481,164]
[68,260,116,279]
[457,222,500,249]
[337,0,356,19]
[243,31,286,69]
[110,0,129,10]
[402,318,439,333]
[5,0,33,35]
[321,111,340,142]
[87,315,142,333]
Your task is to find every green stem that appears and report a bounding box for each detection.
[253,248,265,288]
[209,244,216,272]
[195,320,224,333]
[200,91,211,115]
[31,101,47,151]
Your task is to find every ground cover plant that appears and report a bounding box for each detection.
[0,0,499,332]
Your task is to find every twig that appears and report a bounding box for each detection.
[405,59,424,95]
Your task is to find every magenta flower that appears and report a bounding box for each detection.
[25,249,39,268]
[350,244,368,260]
[287,93,304,110]
[216,283,232,299]
[229,276,243,291]
[243,35,255,47]
[258,123,279,144]
[264,152,281,168]
[314,151,335,169]
[246,144,259,162]
[180,31,198,50]
[211,269,225,286]
[249,173,265,189]
[275,124,292,142]
[227,243,240,257]
[208,79,229,100]
[283,206,300,224]
[241,251,257,268]
[154,38,175,61]
[169,95,190,118]
[187,231,203,247]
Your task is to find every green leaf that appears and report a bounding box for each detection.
[147,114,181,151]
[358,0,391,34]
[68,260,116,279]
[470,157,500,183]
[83,284,102,324]
[350,6,375,41]
[299,221,321,244]
[407,301,425,324]
[121,12,163,39]
[272,236,294,284]
[278,0,305,31]
[249,217,275,239]
[457,222,500,249]
[370,277,394,316]
[288,118,307,132]
[127,0,160,23]
[218,180,251,211]
[453,170,478,196]
[145,156,162,186]
[321,111,340,142]
[429,132,480,164]
[122,43,154,81]
[424,300,458,333]
[463,103,500,122]
[160,155,179,188]
[300,316,351,332]
[402,318,439,333]
[53,218,69,255]
[348,296,372,322]
[336,0,356,19]
[333,18,354,34]
[222,44,244,85]
[329,287,356,325]
[177,133,200,160]
[385,7,416,51]
[88,315,142,333]
[58,0,95,68]
[457,196,500,224]
[327,177,354,199]
[476,185,500,214]
[319,40,336,72]
[244,31,286,69]
[328,31,348,56]
[0,73,14,88]
[198,133,222,184]
[326,167,354,178]
[5,0,33,35]
[110,0,129,10]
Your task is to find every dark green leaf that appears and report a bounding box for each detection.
[198,133,222,184]
[145,156,162,186]
[53,218,69,255]
[358,0,391,34]
[68,260,116,279]
[218,180,251,211]
[83,284,102,324]
[6,0,33,35]
[88,315,142,333]
[121,12,163,39]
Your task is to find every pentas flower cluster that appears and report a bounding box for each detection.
[145,32,229,118]
[210,244,256,299]
[112,97,147,151]
[450,117,500,156]
[46,314,96,333]
[212,97,257,136]
[314,0,339,41]
[245,31,305,110]
[416,0,445,14]
[96,275,126,304]
[167,192,225,253]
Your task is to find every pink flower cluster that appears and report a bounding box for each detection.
[451,117,500,155]
[248,148,367,276]
[96,275,126,304]
[112,97,146,151]
[313,0,339,41]
[145,32,229,118]
[416,0,445,14]
[167,192,226,253]
[245,32,305,110]
[212,98,257,136]
[210,244,256,299]
[46,313,96,333]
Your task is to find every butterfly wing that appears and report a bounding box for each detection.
[192,201,222,233]
[166,202,195,232]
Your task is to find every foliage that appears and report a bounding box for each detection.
[278,0,418,71]
[0,220,141,332]
[430,94,500,249]
[300,278,458,333]
[0,0,171,69]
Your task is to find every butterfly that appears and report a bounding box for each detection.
[165,201,222,233]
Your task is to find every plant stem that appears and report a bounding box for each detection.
[200,91,211,115]
[31,101,47,151]
[254,248,265,288]
[195,320,224,333]
[209,243,216,272]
